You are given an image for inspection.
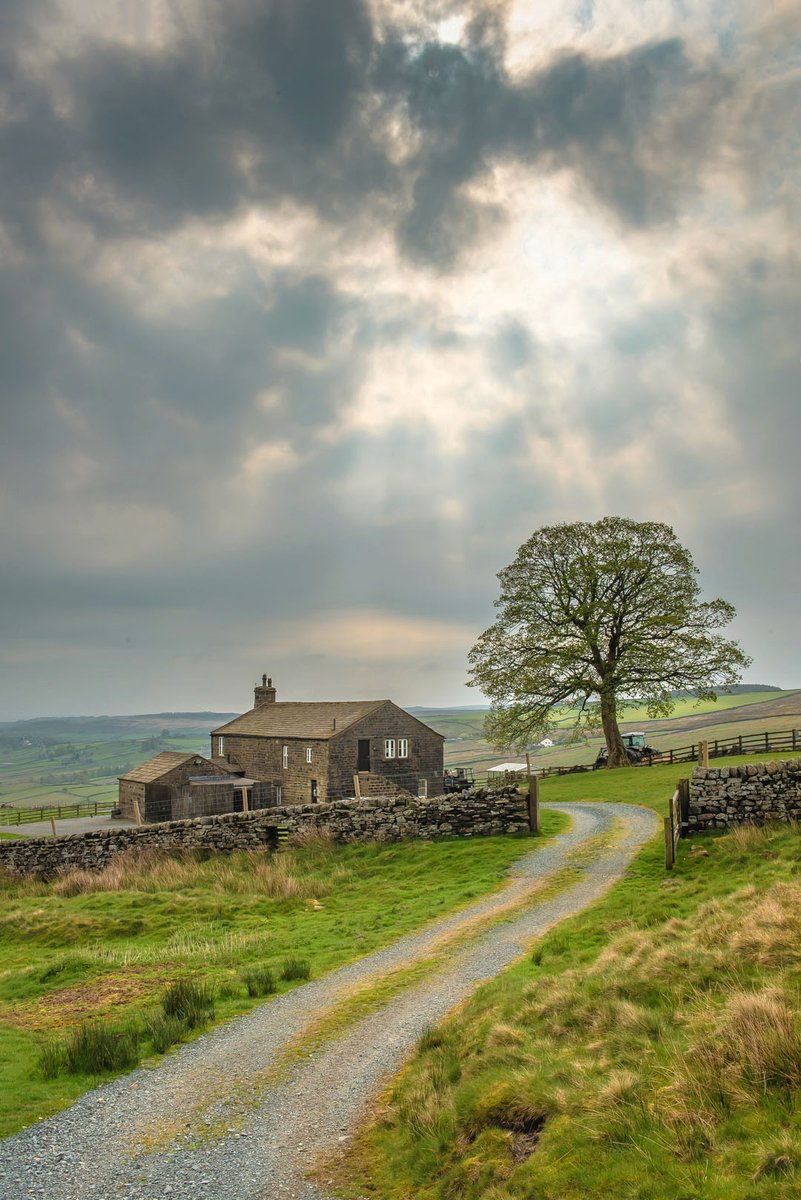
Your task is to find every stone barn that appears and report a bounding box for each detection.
[210,676,445,807]
[117,752,242,823]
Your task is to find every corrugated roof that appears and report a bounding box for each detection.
[211,700,391,740]
[118,751,207,783]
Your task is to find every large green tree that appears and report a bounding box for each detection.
[468,517,751,767]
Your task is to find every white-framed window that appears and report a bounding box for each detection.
[384,738,396,759]
[306,747,313,764]
[217,736,224,756]
[282,745,288,769]
[276,784,282,805]
[418,779,428,798]
[397,738,409,758]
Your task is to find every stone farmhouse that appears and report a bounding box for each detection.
[209,676,445,808]
[117,678,445,820]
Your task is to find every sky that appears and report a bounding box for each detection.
[1,0,800,720]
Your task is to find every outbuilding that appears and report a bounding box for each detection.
[117,752,237,823]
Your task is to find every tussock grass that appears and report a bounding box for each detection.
[38,1019,141,1079]
[753,1133,801,1181]
[287,827,336,852]
[51,846,338,900]
[280,956,311,982]
[143,1012,189,1055]
[239,965,277,998]
[162,979,215,1028]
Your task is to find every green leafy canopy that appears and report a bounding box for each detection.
[468,517,751,751]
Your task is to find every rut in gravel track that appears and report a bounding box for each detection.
[0,801,658,1200]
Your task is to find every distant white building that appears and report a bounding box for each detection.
[539,738,554,747]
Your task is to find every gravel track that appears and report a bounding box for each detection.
[0,801,657,1200]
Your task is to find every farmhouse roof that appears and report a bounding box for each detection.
[211,700,444,741]
[118,751,207,783]
[211,701,389,740]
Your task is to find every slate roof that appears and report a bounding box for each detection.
[118,751,208,784]
[211,701,389,740]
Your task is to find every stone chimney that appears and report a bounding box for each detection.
[254,674,277,707]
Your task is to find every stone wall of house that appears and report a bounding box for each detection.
[209,703,444,806]
[213,736,330,808]
[687,759,801,832]
[327,703,444,802]
[0,787,529,878]
[118,779,145,822]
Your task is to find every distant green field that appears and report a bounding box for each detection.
[426,689,801,773]
[0,734,209,812]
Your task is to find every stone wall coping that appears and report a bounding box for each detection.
[692,758,801,781]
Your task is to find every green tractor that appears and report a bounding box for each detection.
[594,731,659,769]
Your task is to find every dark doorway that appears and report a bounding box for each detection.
[310,779,318,803]
[357,739,370,771]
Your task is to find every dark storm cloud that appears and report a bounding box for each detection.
[1,0,736,267]
[381,33,731,264]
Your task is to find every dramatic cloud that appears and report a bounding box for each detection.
[0,0,799,717]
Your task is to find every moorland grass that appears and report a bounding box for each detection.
[333,772,801,1200]
[280,956,312,982]
[239,965,277,998]
[0,813,567,1138]
[162,978,215,1028]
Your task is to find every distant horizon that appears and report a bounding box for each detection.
[0,683,792,726]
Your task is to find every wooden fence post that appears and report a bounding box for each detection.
[241,786,249,814]
[525,754,540,835]
[353,774,362,801]
[664,814,675,870]
[698,740,709,769]
[50,817,57,839]
[133,798,142,826]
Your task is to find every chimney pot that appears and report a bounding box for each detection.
[254,674,277,707]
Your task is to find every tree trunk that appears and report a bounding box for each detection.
[600,689,630,769]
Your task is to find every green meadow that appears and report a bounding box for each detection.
[0,818,567,1139]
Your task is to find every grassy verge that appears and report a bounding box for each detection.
[539,752,799,816]
[332,772,801,1200]
[0,814,566,1139]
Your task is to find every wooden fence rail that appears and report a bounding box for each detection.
[0,799,115,827]
[526,726,801,781]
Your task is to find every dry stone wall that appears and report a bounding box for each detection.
[0,787,529,878]
[687,759,801,832]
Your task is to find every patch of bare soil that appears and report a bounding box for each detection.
[2,967,175,1031]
